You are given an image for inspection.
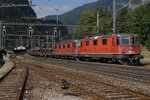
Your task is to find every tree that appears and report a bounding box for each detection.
[131,5,150,50]
[73,7,112,39]
[116,7,134,33]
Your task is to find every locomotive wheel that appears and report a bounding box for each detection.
[81,57,85,61]
[118,59,124,65]
[132,59,141,66]
[101,58,108,63]
[88,58,93,62]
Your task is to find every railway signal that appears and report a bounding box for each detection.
[28,26,34,37]
[53,27,57,38]
[2,26,6,37]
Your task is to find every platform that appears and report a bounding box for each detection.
[0,54,14,78]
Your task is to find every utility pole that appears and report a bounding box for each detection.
[0,23,2,51]
[46,33,49,48]
[26,39,29,49]
[20,35,23,46]
[54,8,59,25]
[1,35,3,49]
[97,13,99,33]
[59,30,61,41]
[37,39,39,47]
[52,33,53,48]
[3,37,5,50]
[28,25,33,49]
[113,0,116,34]
[53,27,57,49]
[31,36,33,49]
[17,39,18,47]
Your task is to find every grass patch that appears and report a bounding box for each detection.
[141,46,150,59]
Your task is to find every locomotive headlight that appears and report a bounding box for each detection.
[129,46,133,50]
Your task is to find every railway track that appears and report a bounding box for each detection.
[25,55,150,83]
[19,59,150,100]
[0,62,28,100]
[21,68,53,100]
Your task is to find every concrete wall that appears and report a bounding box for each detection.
[0,56,4,67]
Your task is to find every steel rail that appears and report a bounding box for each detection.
[0,60,28,100]
[16,67,28,100]
[0,66,14,83]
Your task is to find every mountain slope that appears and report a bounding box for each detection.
[44,0,113,24]
[44,0,144,24]
[0,0,36,21]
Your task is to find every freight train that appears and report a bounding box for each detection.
[13,46,26,54]
[29,33,143,65]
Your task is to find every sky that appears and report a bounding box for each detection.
[32,0,97,18]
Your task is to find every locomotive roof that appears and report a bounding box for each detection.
[55,39,80,44]
[82,33,139,41]
[55,33,138,44]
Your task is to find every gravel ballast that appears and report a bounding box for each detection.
[18,55,150,97]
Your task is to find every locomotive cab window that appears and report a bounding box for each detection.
[86,41,89,46]
[102,39,107,45]
[93,40,97,46]
[121,37,130,45]
[132,37,139,45]
[55,45,57,49]
[117,37,120,45]
[67,44,70,48]
[59,45,61,49]
[63,45,65,49]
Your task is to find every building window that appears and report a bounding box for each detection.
[68,44,70,48]
[59,45,61,49]
[86,41,89,46]
[93,40,97,46]
[102,39,107,45]
[63,45,65,49]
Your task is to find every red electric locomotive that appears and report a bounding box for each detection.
[53,40,80,59]
[52,33,143,65]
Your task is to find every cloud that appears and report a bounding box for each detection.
[33,5,71,18]
[43,5,71,12]
[61,5,71,11]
